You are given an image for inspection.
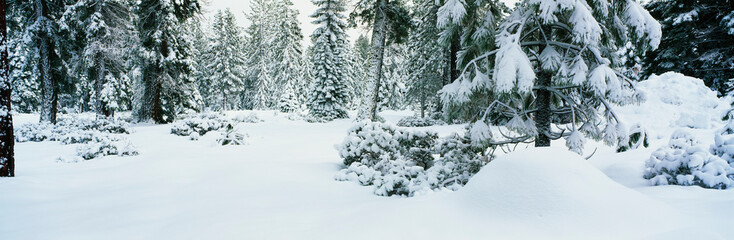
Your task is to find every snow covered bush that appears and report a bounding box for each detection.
[338,121,404,167]
[397,130,439,169]
[170,113,228,137]
[77,137,139,160]
[431,132,487,190]
[14,116,132,143]
[336,121,488,196]
[14,115,139,161]
[217,123,248,146]
[710,118,734,166]
[396,116,446,127]
[644,129,733,189]
[231,112,263,123]
[617,124,649,152]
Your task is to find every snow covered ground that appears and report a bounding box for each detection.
[1,73,733,239]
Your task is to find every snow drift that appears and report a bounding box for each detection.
[617,72,729,135]
[455,148,684,238]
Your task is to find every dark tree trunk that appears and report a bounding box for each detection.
[535,71,552,147]
[95,55,110,117]
[420,91,426,118]
[37,0,57,124]
[535,28,552,147]
[368,0,387,121]
[1,0,15,177]
[449,37,460,83]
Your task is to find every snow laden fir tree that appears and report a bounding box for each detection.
[60,0,136,118]
[134,0,202,123]
[440,0,661,153]
[203,9,246,111]
[306,0,351,121]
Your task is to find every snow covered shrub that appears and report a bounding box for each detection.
[644,129,733,189]
[336,122,487,196]
[338,121,403,167]
[372,158,425,196]
[431,133,487,189]
[232,112,263,123]
[710,118,734,166]
[396,116,446,127]
[77,138,138,160]
[170,113,228,137]
[397,130,438,169]
[334,162,381,186]
[13,115,138,161]
[617,124,649,152]
[14,117,132,143]
[217,123,248,146]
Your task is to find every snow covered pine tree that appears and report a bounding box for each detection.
[10,0,66,124]
[135,0,202,123]
[205,9,246,111]
[441,0,661,152]
[643,0,734,94]
[61,0,135,117]
[307,0,351,120]
[351,0,411,121]
[0,0,15,177]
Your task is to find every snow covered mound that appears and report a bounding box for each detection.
[618,72,729,135]
[456,148,681,236]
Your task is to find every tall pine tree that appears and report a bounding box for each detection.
[244,0,275,110]
[134,0,202,123]
[271,0,304,108]
[205,9,246,111]
[406,0,449,118]
[351,0,411,121]
[61,0,135,117]
[307,0,351,120]
[10,0,67,123]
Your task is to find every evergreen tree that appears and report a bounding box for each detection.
[278,80,299,113]
[10,0,67,123]
[188,18,213,109]
[1,0,15,177]
[441,0,661,150]
[244,0,275,110]
[437,0,505,84]
[307,0,351,120]
[643,0,734,94]
[379,44,408,110]
[349,35,371,110]
[406,0,448,118]
[134,0,202,123]
[271,0,304,108]
[8,39,40,113]
[61,0,135,117]
[351,0,411,121]
[205,9,246,111]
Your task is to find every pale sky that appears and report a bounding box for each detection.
[202,0,519,46]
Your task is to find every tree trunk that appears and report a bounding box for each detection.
[93,2,109,118]
[0,0,15,177]
[95,55,109,117]
[368,0,388,121]
[37,0,57,124]
[535,31,552,147]
[420,91,425,118]
[449,37,460,83]
[535,71,552,147]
